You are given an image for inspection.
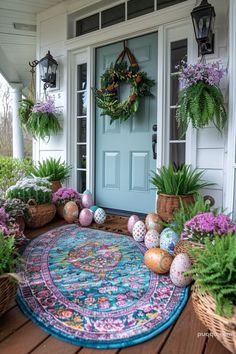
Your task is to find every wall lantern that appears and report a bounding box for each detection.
[29,51,58,91]
[191,0,216,56]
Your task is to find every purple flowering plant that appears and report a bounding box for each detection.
[0,206,26,247]
[181,212,236,244]
[176,60,227,136]
[52,187,82,207]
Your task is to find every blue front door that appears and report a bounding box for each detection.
[95,32,158,213]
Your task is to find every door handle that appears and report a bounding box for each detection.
[152,133,157,160]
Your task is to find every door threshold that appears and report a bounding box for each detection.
[104,208,146,219]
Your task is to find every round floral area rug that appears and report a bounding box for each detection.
[17,225,189,348]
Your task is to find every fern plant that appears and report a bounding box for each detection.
[18,97,34,126]
[31,157,72,183]
[0,232,21,275]
[187,234,236,317]
[177,81,227,136]
[150,164,214,195]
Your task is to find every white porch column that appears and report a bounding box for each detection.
[10,83,24,158]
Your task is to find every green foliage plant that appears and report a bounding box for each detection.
[187,234,236,317]
[150,164,214,196]
[31,157,72,183]
[18,97,34,127]
[168,194,215,236]
[0,232,21,275]
[0,157,33,196]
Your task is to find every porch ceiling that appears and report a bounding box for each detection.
[0,0,71,89]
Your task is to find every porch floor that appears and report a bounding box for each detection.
[0,219,230,354]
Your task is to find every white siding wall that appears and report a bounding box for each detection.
[35,0,229,207]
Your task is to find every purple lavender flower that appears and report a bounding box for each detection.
[181,212,236,244]
[177,61,225,89]
[0,207,9,225]
[32,97,59,114]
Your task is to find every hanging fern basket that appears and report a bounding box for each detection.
[95,46,155,124]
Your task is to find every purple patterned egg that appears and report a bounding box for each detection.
[170,253,192,287]
[132,221,146,242]
[94,208,106,224]
[127,215,140,234]
[144,230,160,249]
[82,193,94,208]
[63,201,79,223]
[79,208,93,226]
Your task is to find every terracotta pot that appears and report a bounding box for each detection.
[51,181,62,193]
[157,193,194,223]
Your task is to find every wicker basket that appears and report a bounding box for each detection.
[157,193,194,222]
[15,216,25,232]
[0,274,20,316]
[25,200,56,229]
[174,240,205,263]
[51,181,62,193]
[192,286,236,353]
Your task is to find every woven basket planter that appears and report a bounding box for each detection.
[157,193,194,222]
[0,274,20,316]
[51,181,62,193]
[25,201,56,229]
[192,286,236,353]
[174,240,205,263]
[15,216,25,232]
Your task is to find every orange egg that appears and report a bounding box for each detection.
[63,201,79,223]
[144,248,173,274]
[145,213,163,233]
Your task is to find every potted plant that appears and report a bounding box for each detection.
[19,96,61,141]
[31,157,72,192]
[0,198,29,231]
[150,164,213,222]
[6,177,56,229]
[188,235,236,353]
[0,232,21,316]
[0,207,27,248]
[52,187,81,218]
[175,211,236,262]
[176,61,227,136]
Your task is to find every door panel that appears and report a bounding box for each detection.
[95,32,157,213]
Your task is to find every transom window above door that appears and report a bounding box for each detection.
[68,0,187,39]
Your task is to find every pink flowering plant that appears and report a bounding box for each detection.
[52,187,81,207]
[176,60,227,136]
[0,207,27,248]
[25,96,62,140]
[181,212,236,244]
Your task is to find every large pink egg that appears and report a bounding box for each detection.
[82,193,94,208]
[145,230,160,249]
[145,213,163,233]
[79,208,93,226]
[127,215,140,234]
[63,201,79,223]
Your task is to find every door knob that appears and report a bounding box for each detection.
[152,133,157,160]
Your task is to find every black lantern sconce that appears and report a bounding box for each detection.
[29,51,58,91]
[191,0,216,56]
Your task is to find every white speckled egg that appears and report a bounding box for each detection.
[82,193,94,208]
[132,221,146,242]
[170,253,192,287]
[94,208,106,224]
[127,215,140,234]
[144,230,160,249]
[160,228,179,255]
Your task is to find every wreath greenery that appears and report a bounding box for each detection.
[95,61,155,124]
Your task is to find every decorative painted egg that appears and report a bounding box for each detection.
[82,193,94,208]
[79,208,93,227]
[145,213,163,233]
[83,189,92,195]
[63,201,79,223]
[89,205,99,213]
[144,230,160,249]
[132,221,146,242]
[127,215,140,234]
[94,208,106,224]
[144,248,173,274]
[160,228,179,256]
[170,253,192,287]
